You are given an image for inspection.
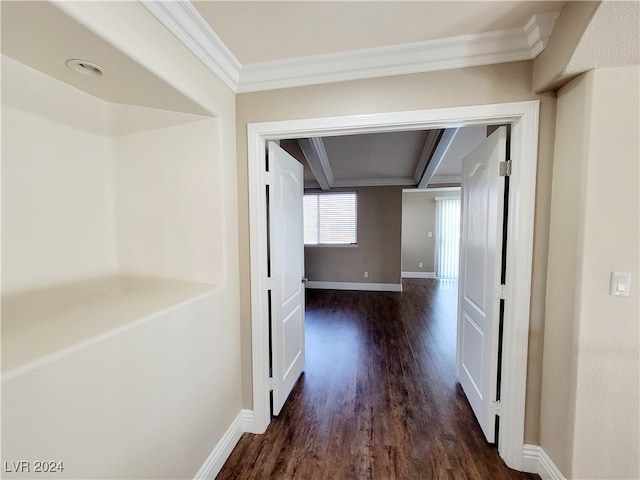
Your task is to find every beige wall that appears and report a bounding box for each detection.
[236,61,557,444]
[401,190,460,274]
[304,186,402,285]
[541,66,639,479]
[533,1,600,93]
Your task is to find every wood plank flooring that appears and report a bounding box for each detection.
[217,279,539,480]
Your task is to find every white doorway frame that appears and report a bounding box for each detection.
[248,101,539,471]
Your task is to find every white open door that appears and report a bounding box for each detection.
[268,142,305,416]
[457,127,507,443]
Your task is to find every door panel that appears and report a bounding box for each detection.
[457,127,507,443]
[269,142,305,416]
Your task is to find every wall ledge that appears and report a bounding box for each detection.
[1,275,216,380]
[522,444,566,480]
[193,409,253,479]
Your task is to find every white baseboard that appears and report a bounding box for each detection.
[522,444,565,480]
[193,409,253,479]
[401,271,436,278]
[305,281,402,292]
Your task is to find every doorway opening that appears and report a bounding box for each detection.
[248,101,539,471]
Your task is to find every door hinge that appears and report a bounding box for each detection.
[496,284,507,300]
[499,160,512,177]
[269,376,276,392]
[491,400,502,415]
[264,171,274,184]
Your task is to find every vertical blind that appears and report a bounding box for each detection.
[304,193,357,244]
[435,197,461,278]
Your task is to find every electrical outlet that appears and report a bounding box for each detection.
[419,262,423,268]
[364,272,369,278]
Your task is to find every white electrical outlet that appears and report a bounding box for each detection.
[419,262,423,268]
[364,272,369,278]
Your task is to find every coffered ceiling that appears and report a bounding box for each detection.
[282,126,487,190]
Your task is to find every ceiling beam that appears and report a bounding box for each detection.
[298,138,334,191]
[413,129,444,184]
[418,128,460,189]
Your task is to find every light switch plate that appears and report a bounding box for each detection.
[610,272,631,296]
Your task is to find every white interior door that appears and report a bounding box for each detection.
[457,127,507,443]
[268,142,305,416]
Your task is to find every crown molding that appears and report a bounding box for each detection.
[429,174,462,185]
[238,28,527,93]
[525,12,560,57]
[142,2,559,93]
[140,0,241,92]
[332,178,416,188]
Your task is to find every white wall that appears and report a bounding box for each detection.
[542,65,640,479]
[113,106,223,285]
[1,56,118,294]
[2,291,240,479]
[1,1,242,477]
[401,190,460,273]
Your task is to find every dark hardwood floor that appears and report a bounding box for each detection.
[217,279,539,480]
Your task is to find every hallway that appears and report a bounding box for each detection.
[217,279,539,479]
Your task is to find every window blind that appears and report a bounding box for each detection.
[435,197,461,278]
[303,193,357,245]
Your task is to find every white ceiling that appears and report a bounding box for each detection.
[192,1,566,64]
[144,0,565,92]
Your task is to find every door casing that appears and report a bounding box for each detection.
[247,101,539,471]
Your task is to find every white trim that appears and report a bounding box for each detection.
[402,271,436,279]
[248,101,539,471]
[193,409,253,479]
[522,444,566,480]
[143,6,558,93]
[403,187,461,193]
[430,174,462,185]
[140,0,240,92]
[525,12,561,56]
[237,19,556,92]
[306,281,402,292]
[331,177,416,188]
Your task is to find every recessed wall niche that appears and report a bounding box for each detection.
[1,54,222,377]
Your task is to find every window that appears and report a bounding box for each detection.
[435,196,461,278]
[304,193,357,245]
